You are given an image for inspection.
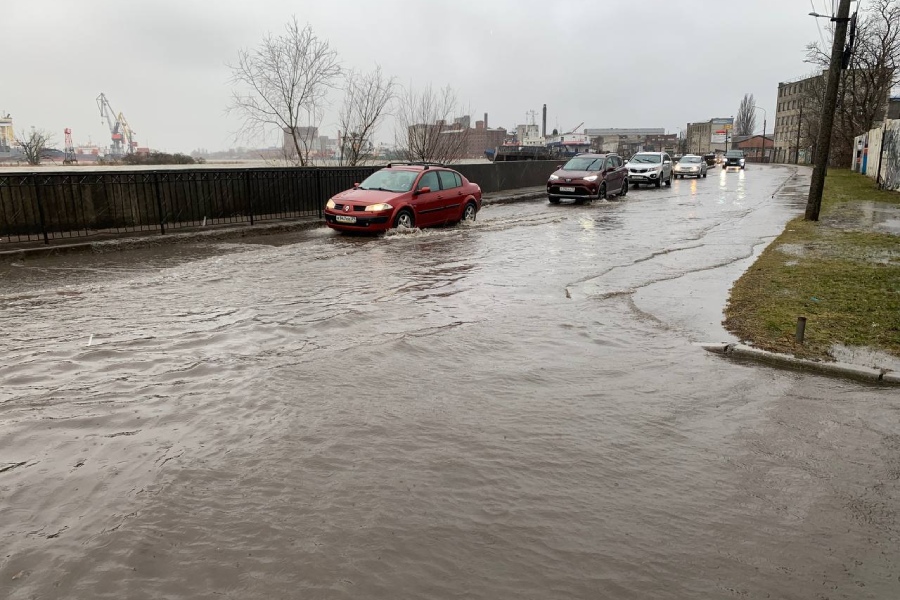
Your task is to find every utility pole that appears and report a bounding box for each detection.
[805,0,851,221]
[762,117,767,162]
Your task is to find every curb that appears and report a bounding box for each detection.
[0,218,324,260]
[482,190,547,206]
[699,342,897,385]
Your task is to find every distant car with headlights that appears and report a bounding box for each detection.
[703,153,717,167]
[723,150,746,169]
[674,155,708,179]
[626,152,673,188]
[323,163,482,233]
[547,153,628,204]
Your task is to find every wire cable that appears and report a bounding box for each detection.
[811,0,828,49]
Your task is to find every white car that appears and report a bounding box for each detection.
[626,152,673,188]
[674,155,708,179]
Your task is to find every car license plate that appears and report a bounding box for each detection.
[335,215,357,223]
[559,186,576,192]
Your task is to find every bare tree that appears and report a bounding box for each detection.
[228,17,340,166]
[17,128,53,166]
[337,66,396,166]
[394,84,471,164]
[735,93,757,137]
[804,0,900,165]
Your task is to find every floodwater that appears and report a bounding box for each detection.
[2,165,898,599]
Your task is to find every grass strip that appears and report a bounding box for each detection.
[724,169,900,361]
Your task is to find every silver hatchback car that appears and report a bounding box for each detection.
[674,154,708,179]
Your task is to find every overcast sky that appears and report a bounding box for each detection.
[6,0,835,153]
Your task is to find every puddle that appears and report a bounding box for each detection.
[778,240,899,265]
[824,200,900,236]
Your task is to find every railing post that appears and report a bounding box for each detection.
[32,176,50,245]
[315,168,323,218]
[245,170,254,225]
[153,173,166,235]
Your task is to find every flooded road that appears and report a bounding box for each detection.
[2,165,899,599]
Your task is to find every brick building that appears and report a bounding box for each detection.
[408,115,507,160]
[734,134,774,162]
[465,119,507,159]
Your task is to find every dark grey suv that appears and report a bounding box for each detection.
[723,150,746,169]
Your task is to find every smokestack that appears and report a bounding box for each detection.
[484,112,488,129]
[542,104,547,138]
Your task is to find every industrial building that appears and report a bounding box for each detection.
[774,71,896,165]
[0,113,14,154]
[283,126,320,159]
[686,118,734,155]
[408,113,506,160]
[584,127,671,155]
[773,75,818,164]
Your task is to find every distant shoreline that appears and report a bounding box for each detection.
[0,157,494,172]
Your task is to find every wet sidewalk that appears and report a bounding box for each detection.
[701,167,900,385]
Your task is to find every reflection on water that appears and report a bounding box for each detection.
[829,200,900,235]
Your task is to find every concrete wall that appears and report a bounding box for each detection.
[454,160,558,193]
[853,120,900,191]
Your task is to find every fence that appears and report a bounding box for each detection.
[771,147,813,165]
[852,119,900,191]
[0,161,558,245]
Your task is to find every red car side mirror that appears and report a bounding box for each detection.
[353,182,360,188]
[416,186,431,194]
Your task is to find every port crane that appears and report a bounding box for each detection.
[96,93,136,157]
[564,122,584,135]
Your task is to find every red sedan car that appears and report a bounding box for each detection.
[324,164,482,233]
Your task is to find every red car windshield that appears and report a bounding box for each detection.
[359,170,418,192]
[562,157,603,171]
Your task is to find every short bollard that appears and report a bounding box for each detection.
[795,316,807,344]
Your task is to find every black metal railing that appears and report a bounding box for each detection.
[0,161,560,245]
[0,166,378,245]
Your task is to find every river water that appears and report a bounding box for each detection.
[2,165,898,599]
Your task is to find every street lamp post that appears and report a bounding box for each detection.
[752,106,767,163]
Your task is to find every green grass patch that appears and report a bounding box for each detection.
[724,170,900,361]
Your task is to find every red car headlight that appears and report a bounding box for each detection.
[364,203,393,212]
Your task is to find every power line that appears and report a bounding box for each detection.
[812,0,828,48]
